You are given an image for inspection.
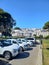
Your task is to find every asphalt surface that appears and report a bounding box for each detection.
[0,44,42,65]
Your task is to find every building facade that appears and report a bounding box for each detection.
[12,28,49,37]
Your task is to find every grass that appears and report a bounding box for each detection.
[42,39,49,65]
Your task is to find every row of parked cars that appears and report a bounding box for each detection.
[0,38,40,60]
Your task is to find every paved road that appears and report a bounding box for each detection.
[0,58,11,65]
[0,44,42,65]
[9,45,42,65]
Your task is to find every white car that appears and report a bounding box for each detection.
[4,39,22,53]
[0,41,19,60]
[36,39,41,44]
[26,38,41,44]
[17,39,28,51]
[7,39,28,51]
[26,38,36,45]
[17,38,33,49]
[26,40,33,47]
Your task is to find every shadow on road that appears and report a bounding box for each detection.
[46,48,49,50]
[32,44,36,47]
[35,42,40,45]
[0,60,11,65]
[26,47,33,51]
[0,55,3,58]
[13,52,30,59]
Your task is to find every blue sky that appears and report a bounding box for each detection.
[0,0,49,28]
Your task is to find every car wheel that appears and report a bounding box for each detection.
[4,51,12,60]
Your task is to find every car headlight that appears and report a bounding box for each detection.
[13,49,17,53]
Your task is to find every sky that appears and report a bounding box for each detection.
[0,0,49,28]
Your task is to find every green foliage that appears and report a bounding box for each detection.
[34,35,43,39]
[0,8,16,36]
[12,36,25,39]
[35,36,40,39]
[39,35,43,39]
[0,36,12,39]
[33,34,37,39]
[43,39,49,65]
[14,27,21,30]
[44,35,49,39]
[0,8,5,13]
[33,34,36,37]
[43,21,49,30]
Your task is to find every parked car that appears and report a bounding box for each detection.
[0,41,19,60]
[26,37,36,43]
[3,39,22,53]
[26,40,33,47]
[16,38,29,51]
[17,38,33,48]
[26,37,40,44]
[36,39,41,44]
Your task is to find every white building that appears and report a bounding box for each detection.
[12,28,49,37]
[12,29,23,37]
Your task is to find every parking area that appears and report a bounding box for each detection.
[0,44,42,65]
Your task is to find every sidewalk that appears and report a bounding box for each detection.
[36,45,42,65]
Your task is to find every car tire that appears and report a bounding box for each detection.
[3,51,12,60]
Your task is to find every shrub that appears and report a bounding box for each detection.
[44,35,49,39]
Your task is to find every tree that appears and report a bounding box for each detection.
[33,34,36,38]
[43,21,49,30]
[14,27,21,30]
[0,8,16,36]
[39,35,43,39]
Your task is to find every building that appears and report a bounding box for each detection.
[12,28,49,37]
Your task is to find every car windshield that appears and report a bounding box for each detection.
[17,39,21,41]
[12,40,19,45]
[0,40,12,46]
[18,41,22,44]
[4,40,11,43]
[12,41,17,43]
[22,40,25,42]
[26,40,29,42]
[4,42,12,45]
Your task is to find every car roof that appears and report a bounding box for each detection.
[6,39,17,41]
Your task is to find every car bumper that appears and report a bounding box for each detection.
[24,45,28,50]
[12,50,18,57]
